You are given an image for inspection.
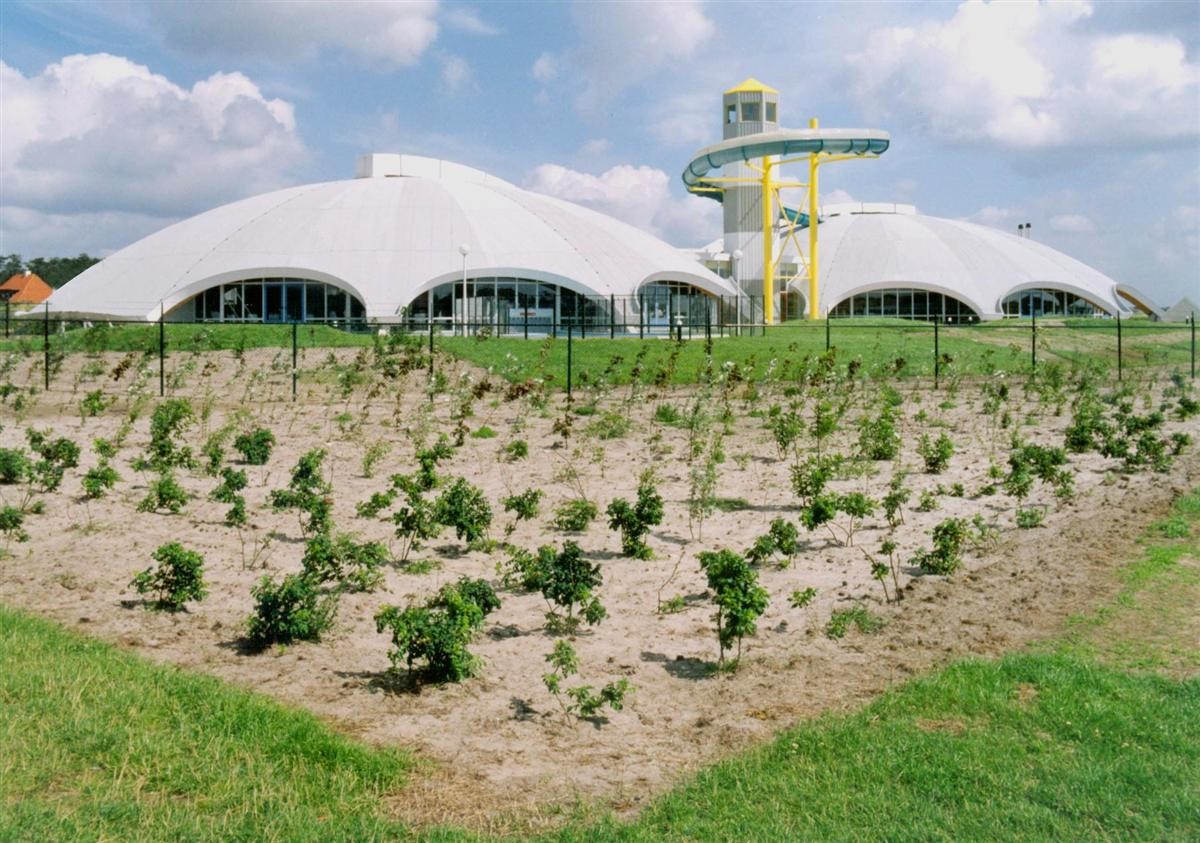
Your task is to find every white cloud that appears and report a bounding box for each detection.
[1049,213,1097,234]
[0,54,304,255]
[526,162,720,245]
[148,0,439,67]
[443,6,500,36]
[531,52,560,83]
[440,54,471,92]
[579,138,611,157]
[648,92,715,148]
[847,0,1200,150]
[569,0,715,116]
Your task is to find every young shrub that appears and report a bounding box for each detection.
[911,517,969,575]
[552,498,598,532]
[392,477,441,562]
[434,477,492,546]
[269,448,333,537]
[606,469,664,560]
[502,439,528,461]
[1016,507,1046,529]
[79,389,109,419]
[415,435,454,490]
[539,540,607,634]
[745,518,800,567]
[300,532,387,593]
[360,439,391,477]
[543,640,631,720]
[129,542,206,611]
[0,448,30,484]
[915,489,939,512]
[497,544,554,591]
[918,432,954,474]
[788,587,817,609]
[233,428,276,465]
[246,573,337,647]
[0,505,30,547]
[141,398,196,470]
[856,403,901,461]
[81,463,120,499]
[25,430,81,494]
[825,605,884,639]
[882,471,911,527]
[374,577,500,682]
[698,548,769,666]
[830,492,876,547]
[137,470,189,514]
[211,466,249,527]
[502,488,544,522]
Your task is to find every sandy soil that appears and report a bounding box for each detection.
[1,344,1197,833]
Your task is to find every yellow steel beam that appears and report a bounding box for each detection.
[762,155,774,324]
[809,117,820,321]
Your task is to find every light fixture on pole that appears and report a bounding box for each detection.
[458,243,470,335]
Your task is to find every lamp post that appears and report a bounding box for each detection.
[458,243,470,336]
[731,249,743,336]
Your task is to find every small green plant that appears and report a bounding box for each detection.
[502,439,528,461]
[471,425,497,439]
[269,449,333,537]
[915,489,939,512]
[586,411,631,440]
[745,518,800,567]
[79,389,109,419]
[543,640,631,719]
[552,498,598,532]
[918,432,954,474]
[246,573,338,647]
[211,466,249,527]
[1016,506,1045,529]
[653,404,682,425]
[414,436,454,490]
[825,605,884,639]
[0,448,30,484]
[434,477,492,545]
[129,542,206,611]
[883,471,911,527]
[788,587,817,609]
[300,532,387,593]
[540,541,607,634]
[374,577,500,682]
[392,477,441,562]
[0,505,30,546]
[911,517,969,575]
[81,463,120,499]
[137,470,189,514]
[606,469,664,559]
[497,544,554,591]
[233,428,276,465]
[698,548,769,666]
[140,398,196,470]
[857,403,900,461]
[502,488,543,522]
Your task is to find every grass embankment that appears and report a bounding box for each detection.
[0,322,374,355]
[439,320,1193,386]
[3,490,1199,841]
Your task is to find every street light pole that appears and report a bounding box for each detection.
[458,243,470,336]
[731,249,743,336]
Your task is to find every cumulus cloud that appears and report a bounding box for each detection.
[526,162,720,245]
[147,0,439,66]
[0,54,304,255]
[1049,213,1097,234]
[847,0,1199,150]
[531,52,560,83]
[443,6,500,36]
[568,0,715,116]
[440,54,471,92]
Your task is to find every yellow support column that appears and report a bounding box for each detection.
[762,156,774,324]
[808,117,819,321]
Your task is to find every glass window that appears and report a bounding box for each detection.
[306,283,326,320]
[765,101,777,123]
[741,101,761,122]
[264,284,284,322]
[431,284,453,319]
[327,287,347,321]
[223,283,243,320]
[726,104,736,124]
[243,282,263,321]
[285,282,304,322]
[350,296,364,320]
[203,286,221,320]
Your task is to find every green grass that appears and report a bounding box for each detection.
[3,487,1200,841]
[0,607,416,841]
[0,321,374,354]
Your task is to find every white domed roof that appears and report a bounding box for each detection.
[48,154,736,320]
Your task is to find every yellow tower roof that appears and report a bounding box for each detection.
[724,77,778,95]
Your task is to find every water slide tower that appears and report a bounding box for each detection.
[721,79,779,298]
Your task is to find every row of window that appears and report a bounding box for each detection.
[1000,289,1102,317]
[191,280,365,323]
[830,289,980,322]
[725,99,778,125]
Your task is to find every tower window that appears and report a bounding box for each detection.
[741,101,761,122]
[765,101,777,123]
[726,104,736,124]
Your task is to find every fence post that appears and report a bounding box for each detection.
[566,323,573,400]
[1116,311,1122,382]
[43,302,50,391]
[1030,308,1037,374]
[4,299,9,338]
[523,303,529,340]
[1191,311,1196,380]
[158,303,165,396]
[291,320,298,401]
[933,318,940,390]
[428,319,434,377]
[639,298,644,340]
[825,316,831,351]
[610,294,615,340]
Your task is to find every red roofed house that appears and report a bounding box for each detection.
[0,270,53,304]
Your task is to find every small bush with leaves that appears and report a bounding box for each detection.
[911,517,969,575]
[606,469,664,559]
[211,466,249,527]
[141,398,196,470]
[392,478,441,562]
[497,544,554,591]
[857,403,901,461]
[25,429,81,494]
[269,448,333,537]
[246,573,337,647]
[79,389,109,419]
[788,587,817,609]
[301,532,387,593]
[745,518,800,567]
[81,463,120,499]
[130,542,206,611]
[502,439,528,461]
[137,470,189,514]
[233,428,276,465]
[883,471,911,527]
[502,488,543,522]
[434,477,492,546]
[825,605,884,639]
[415,435,455,490]
[543,640,631,719]
[918,432,954,474]
[0,506,30,546]
[552,498,598,532]
[1016,506,1045,529]
[0,448,30,485]
[698,548,769,666]
[374,577,500,682]
[540,540,607,633]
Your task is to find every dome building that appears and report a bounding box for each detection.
[46,153,738,332]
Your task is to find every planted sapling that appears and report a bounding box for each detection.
[606,469,664,560]
[434,477,492,548]
[137,470,189,514]
[918,432,954,474]
[269,448,333,537]
[129,542,206,611]
[542,640,631,720]
[553,498,598,532]
[374,577,500,682]
[698,548,769,667]
[540,540,606,634]
[246,573,337,647]
[233,428,276,465]
[300,532,387,593]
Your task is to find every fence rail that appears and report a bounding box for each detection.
[1,305,1194,401]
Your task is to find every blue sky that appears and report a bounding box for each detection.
[1,0,1197,306]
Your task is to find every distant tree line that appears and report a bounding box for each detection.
[1,254,101,288]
